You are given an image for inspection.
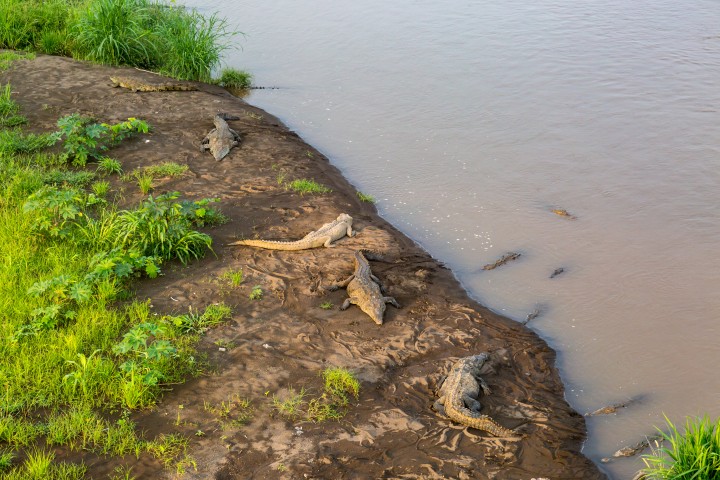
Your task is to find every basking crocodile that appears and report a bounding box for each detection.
[228,213,355,250]
[326,250,400,325]
[434,353,516,436]
[109,76,198,92]
[201,114,241,161]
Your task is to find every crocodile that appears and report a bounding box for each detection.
[228,213,355,250]
[326,250,400,325]
[482,252,521,270]
[109,76,198,92]
[201,114,242,161]
[433,353,516,436]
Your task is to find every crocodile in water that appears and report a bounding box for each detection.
[109,76,198,92]
[482,252,521,270]
[433,353,516,436]
[228,213,355,250]
[201,114,241,161]
[326,250,400,325]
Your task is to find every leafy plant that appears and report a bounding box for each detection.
[249,285,263,300]
[53,114,150,166]
[113,192,212,263]
[319,301,333,310]
[640,415,720,479]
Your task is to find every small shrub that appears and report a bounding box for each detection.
[53,114,150,166]
[249,285,263,300]
[286,179,331,195]
[640,415,720,479]
[215,68,252,90]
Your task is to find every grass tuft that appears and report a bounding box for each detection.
[286,178,331,195]
[641,415,720,479]
[215,68,253,90]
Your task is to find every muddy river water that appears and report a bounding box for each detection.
[183,1,720,477]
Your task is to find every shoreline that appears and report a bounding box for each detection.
[2,54,606,478]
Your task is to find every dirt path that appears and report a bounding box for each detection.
[3,55,606,479]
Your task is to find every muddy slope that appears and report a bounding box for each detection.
[2,55,605,479]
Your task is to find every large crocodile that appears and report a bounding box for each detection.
[201,114,241,161]
[228,213,355,250]
[109,76,198,92]
[434,353,516,436]
[326,250,400,325]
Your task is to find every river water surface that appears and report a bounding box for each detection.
[183,1,720,477]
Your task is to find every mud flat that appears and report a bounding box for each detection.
[3,55,606,479]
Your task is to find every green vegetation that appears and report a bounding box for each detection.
[0,0,239,82]
[319,301,333,310]
[220,268,244,287]
[136,172,153,194]
[204,395,253,430]
[272,367,360,423]
[357,191,375,203]
[0,75,226,474]
[97,156,123,175]
[249,285,263,300]
[286,178,332,195]
[640,415,720,479]
[52,114,150,167]
[142,161,188,178]
[214,67,253,90]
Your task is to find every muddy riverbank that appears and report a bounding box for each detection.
[2,55,606,479]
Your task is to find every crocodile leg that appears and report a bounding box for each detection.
[383,296,401,308]
[340,297,359,310]
[346,225,356,237]
[319,235,337,247]
[433,396,447,415]
[477,377,492,396]
[463,395,483,413]
[326,274,354,291]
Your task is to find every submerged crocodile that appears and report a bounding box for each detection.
[482,252,521,270]
[228,213,355,250]
[326,250,400,325]
[434,353,516,436]
[201,114,241,161]
[109,76,198,92]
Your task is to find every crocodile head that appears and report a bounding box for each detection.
[362,302,386,326]
[336,213,352,224]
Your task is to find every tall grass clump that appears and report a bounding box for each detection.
[0,0,239,82]
[72,0,158,68]
[640,415,720,479]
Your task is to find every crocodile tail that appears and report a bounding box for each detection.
[357,249,387,262]
[447,406,515,437]
[227,239,308,250]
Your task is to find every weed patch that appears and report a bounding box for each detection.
[286,178,331,195]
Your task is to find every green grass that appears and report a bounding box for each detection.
[219,268,244,287]
[357,191,375,203]
[136,172,153,194]
[322,366,360,405]
[0,0,239,82]
[97,156,123,175]
[319,301,333,310]
[0,80,227,474]
[286,178,331,195]
[142,161,188,178]
[214,68,252,90]
[0,84,26,128]
[640,415,720,479]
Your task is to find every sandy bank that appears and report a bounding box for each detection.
[2,54,606,479]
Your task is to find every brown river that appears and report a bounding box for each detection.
[183,1,720,477]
